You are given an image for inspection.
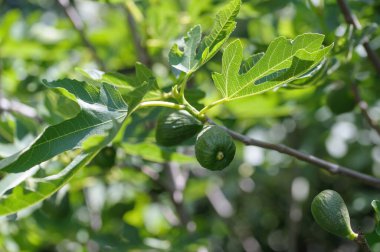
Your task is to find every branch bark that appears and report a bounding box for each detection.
[56,0,106,70]
[336,0,380,75]
[207,118,380,189]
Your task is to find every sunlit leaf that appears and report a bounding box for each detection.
[199,0,241,63]
[212,34,333,101]
[169,25,202,73]
[169,0,241,74]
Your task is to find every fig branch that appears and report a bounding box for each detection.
[56,0,106,71]
[206,118,380,189]
[336,0,380,75]
[139,93,380,188]
[135,72,379,189]
[355,233,371,252]
[352,84,380,136]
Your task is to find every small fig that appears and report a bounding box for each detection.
[155,110,203,146]
[92,146,116,169]
[326,85,356,115]
[195,126,236,170]
[311,190,358,240]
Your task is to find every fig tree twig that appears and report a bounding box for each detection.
[56,0,106,70]
[207,118,380,189]
[0,58,3,116]
[139,163,194,230]
[124,0,151,66]
[352,84,380,136]
[336,0,380,75]
[354,233,371,252]
[0,95,42,122]
[162,163,193,230]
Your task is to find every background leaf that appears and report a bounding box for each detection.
[0,152,96,216]
[0,80,128,173]
[371,200,380,236]
[77,63,161,102]
[122,142,196,164]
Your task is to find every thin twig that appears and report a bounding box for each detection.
[0,95,42,122]
[207,118,380,189]
[162,163,193,230]
[124,1,150,66]
[0,58,3,116]
[352,84,380,136]
[355,233,371,252]
[83,188,102,232]
[56,0,106,70]
[140,163,194,230]
[336,0,380,75]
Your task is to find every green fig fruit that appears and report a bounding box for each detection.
[326,85,356,115]
[155,109,203,147]
[195,126,236,171]
[311,190,358,240]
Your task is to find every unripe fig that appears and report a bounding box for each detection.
[311,190,358,240]
[155,110,203,146]
[92,146,116,169]
[326,84,356,115]
[195,126,236,170]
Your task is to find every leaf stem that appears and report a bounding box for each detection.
[178,73,192,101]
[199,98,227,115]
[137,101,185,110]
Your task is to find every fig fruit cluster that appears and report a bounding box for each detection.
[155,110,236,170]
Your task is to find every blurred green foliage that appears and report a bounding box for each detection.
[0,0,380,251]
